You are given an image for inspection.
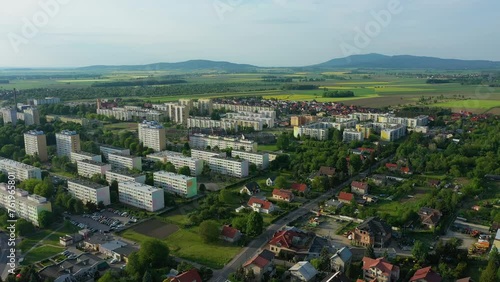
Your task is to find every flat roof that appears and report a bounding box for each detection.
[25,130,45,136]
[119,181,162,193]
[67,178,108,189]
[153,171,195,180]
[78,159,108,166]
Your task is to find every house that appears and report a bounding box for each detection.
[428,179,441,187]
[240,181,261,195]
[266,176,277,186]
[362,257,400,282]
[318,166,336,177]
[325,199,344,210]
[272,189,294,202]
[289,261,318,282]
[369,174,386,186]
[243,249,275,282]
[418,207,442,229]
[338,192,354,204]
[99,240,136,262]
[291,183,309,194]
[385,163,398,171]
[330,247,352,272]
[170,269,202,282]
[268,227,331,259]
[220,225,242,243]
[362,195,378,203]
[351,181,369,195]
[353,217,392,248]
[38,253,108,282]
[321,271,352,282]
[410,266,442,282]
[248,197,275,214]
[59,235,73,247]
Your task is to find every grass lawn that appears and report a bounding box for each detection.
[20,224,80,253]
[21,245,65,265]
[430,99,500,109]
[103,122,138,131]
[258,144,278,152]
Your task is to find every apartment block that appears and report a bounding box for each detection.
[1,107,17,125]
[231,150,269,169]
[189,133,257,152]
[67,179,111,206]
[70,151,102,163]
[56,130,81,158]
[107,153,142,171]
[196,98,213,114]
[77,159,112,178]
[99,145,130,159]
[381,124,407,142]
[151,103,188,125]
[153,171,197,198]
[0,157,42,181]
[207,156,249,178]
[23,107,40,125]
[356,124,372,139]
[187,117,238,131]
[343,129,365,142]
[118,182,165,212]
[96,106,163,122]
[213,103,273,113]
[138,120,166,152]
[105,169,146,184]
[146,150,203,176]
[290,115,318,127]
[0,183,51,226]
[24,130,48,162]
[27,97,61,106]
[190,149,224,161]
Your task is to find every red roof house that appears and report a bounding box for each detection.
[291,183,309,194]
[362,257,400,282]
[351,181,369,195]
[220,225,242,243]
[170,269,202,282]
[409,266,442,282]
[385,163,398,171]
[272,189,294,202]
[248,197,275,214]
[338,192,354,204]
[243,249,275,281]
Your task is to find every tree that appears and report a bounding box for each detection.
[126,238,170,279]
[199,220,220,243]
[38,211,54,229]
[412,240,427,262]
[274,176,287,188]
[177,261,194,273]
[231,216,247,234]
[249,163,258,174]
[178,166,191,176]
[365,245,376,259]
[142,270,153,282]
[73,199,85,214]
[480,259,498,282]
[16,219,35,236]
[219,189,234,204]
[276,132,290,150]
[246,212,263,237]
[202,163,211,177]
[199,183,206,193]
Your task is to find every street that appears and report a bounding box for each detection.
[210,155,393,281]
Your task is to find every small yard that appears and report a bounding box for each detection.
[21,245,65,265]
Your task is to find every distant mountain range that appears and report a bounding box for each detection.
[77,54,500,72]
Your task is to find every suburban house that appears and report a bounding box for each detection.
[428,179,441,187]
[248,197,275,214]
[291,183,309,194]
[418,207,442,229]
[362,194,378,203]
[99,240,136,262]
[351,181,369,195]
[362,257,400,282]
[240,181,261,195]
[325,199,343,211]
[330,247,352,272]
[243,249,276,282]
[169,269,202,282]
[268,227,331,259]
[266,176,277,186]
[220,225,242,243]
[38,253,108,282]
[353,217,392,248]
[409,266,442,282]
[338,191,354,204]
[318,166,336,177]
[289,261,318,282]
[272,189,294,202]
[369,174,387,186]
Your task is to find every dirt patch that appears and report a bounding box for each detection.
[485,107,500,115]
[131,219,179,239]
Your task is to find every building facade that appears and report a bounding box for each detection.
[0,183,51,226]
[70,151,102,163]
[56,130,81,157]
[0,157,42,181]
[107,153,142,171]
[77,159,112,178]
[153,171,198,198]
[99,145,130,159]
[67,179,111,206]
[207,156,249,178]
[23,107,40,125]
[138,120,166,152]
[146,150,204,176]
[118,182,165,212]
[231,150,269,169]
[105,169,146,184]
[189,133,257,152]
[24,130,48,162]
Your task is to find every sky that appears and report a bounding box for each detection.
[0,0,499,67]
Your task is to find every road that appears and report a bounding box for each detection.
[0,232,10,280]
[211,155,393,282]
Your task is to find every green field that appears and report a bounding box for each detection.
[22,245,65,265]
[430,99,500,109]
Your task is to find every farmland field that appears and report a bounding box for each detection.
[131,219,179,239]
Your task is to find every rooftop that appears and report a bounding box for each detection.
[78,159,109,166]
[67,178,108,190]
[153,171,196,181]
[119,181,162,193]
[58,130,78,136]
[25,130,45,136]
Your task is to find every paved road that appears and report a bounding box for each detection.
[211,155,393,282]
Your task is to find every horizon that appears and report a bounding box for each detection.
[1,1,500,68]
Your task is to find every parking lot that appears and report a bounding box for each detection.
[66,208,137,233]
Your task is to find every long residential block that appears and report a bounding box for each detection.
[67,179,111,206]
[231,150,269,169]
[0,157,42,181]
[189,133,257,152]
[107,153,142,171]
[153,171,197,198]
[70,151,102,163]
[146,150,203,176]
[77,159,112,178]
[99,145,131,159]
[0,183,51,226]
[207,156,249,178]
[190,149,225,162]
[105,169,146,184]
[118,182,164,212]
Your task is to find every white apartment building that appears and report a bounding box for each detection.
[67,179,111,206]
[294,120,358,141]
[24,130,48,162]
[196,98,213,114]
[231,150,269,169]
[106,169,146,184]
[0,157,42,181]
[96,107,162,121]
[151,103,188,125]
[187,117,238,131]
[118,182,165,212]
[221,117,264,131]
[190,149,224,162]
[225,111,276,128]
[213,103,273,113]
[0,183,51,226]
[146,151,204,176]
[23,107,40,125]
[1,107,17,125]
[207,156,249,178]
[77,159,112,178]
[381,124,407,142]
[189,133,257,152]
[138,120,166,152]
[56,130,81,158]
[153,171,198,198]
[179,99,193,110]
[27,97,60,106]
[107,153,142,171]
[99,145,130,159]
[70,151,102,163]
[343,129,365,142]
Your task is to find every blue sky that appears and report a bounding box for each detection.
[0,0,498,67]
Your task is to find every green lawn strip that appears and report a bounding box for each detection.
[22,245,65,265]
